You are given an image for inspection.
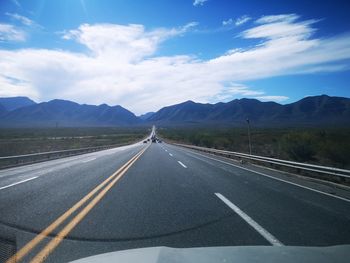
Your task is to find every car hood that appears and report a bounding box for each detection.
[71,245,350,263]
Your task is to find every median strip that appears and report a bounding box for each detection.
[6,145,149,263]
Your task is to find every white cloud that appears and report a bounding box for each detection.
[193,0,208,7]
[0,15,350,114]
[182,21,199,31]
[213,84,288,102]
[225,83,264,96]
[242,17,317,40]
[235,15,251,26]
[256,14,299,24]
[0,23,26,42]
[62,22,197,62]
[222,18,233,26]
[11,0,21,8]
[0,75,37,98]
[223,15,251,27]
[6,13,34,26]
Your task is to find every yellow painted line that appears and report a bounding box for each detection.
[31,145,148,262]
[6,146,148,263]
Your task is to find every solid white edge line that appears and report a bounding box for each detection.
[215,193,283,246]
[178,161,187,168]
[179,147,350,203]
[0,176,38,190]
[169,153,173,157]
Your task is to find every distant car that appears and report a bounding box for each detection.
[158,140,162,143]
[143,140,147,143]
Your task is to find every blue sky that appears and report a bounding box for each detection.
[0,0,349,114]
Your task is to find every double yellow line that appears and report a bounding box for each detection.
[7,145,149,263]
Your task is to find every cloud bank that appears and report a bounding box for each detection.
[0,14,350,114]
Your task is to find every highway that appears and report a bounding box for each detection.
[0,128,350,262]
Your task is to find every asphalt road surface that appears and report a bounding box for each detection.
[0,131,350,262]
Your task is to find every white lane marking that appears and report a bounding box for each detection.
[165,149,168,152]
[169,153,173,157]
[178,161,187,168]
[0,176,38,190]
[82,157,96,163]
[215,193,283,246]
[179,148,350,203]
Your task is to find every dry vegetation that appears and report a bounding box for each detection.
[158,127,350,169]
[0,127,149,156]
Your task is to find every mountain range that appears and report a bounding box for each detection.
[0,98,138,127]
[0,95,349,127]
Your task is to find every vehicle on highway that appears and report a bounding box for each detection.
[143,140,147,143]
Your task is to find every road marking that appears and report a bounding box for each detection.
[178,161,187,168]
[6,146,148,263]
[169,153,173,157]
[165,149,168,152]
[179,147,350,203]
[0,176,38,190]
[82,157,96,163]
[215,193,283,246]
[31,146,148,263]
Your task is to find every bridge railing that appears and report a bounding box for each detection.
[173,143,350,184]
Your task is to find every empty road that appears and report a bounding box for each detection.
[0,131,350,262]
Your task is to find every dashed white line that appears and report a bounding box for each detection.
[178,161,187,168]
[215,193,283,246]
[169,153,173,157]
[82,157,96,163]
[0,176,38,190]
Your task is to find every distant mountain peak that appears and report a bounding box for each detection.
[139,112,155,121]
[0,96,36,111]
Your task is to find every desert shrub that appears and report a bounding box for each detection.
[280,132,316,162]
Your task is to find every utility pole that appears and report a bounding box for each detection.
[55,122,58,151]
[246,118,252,155]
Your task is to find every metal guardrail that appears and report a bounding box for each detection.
[0,131,152,170]
[173,143,350,182]
[0,143,127,169]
